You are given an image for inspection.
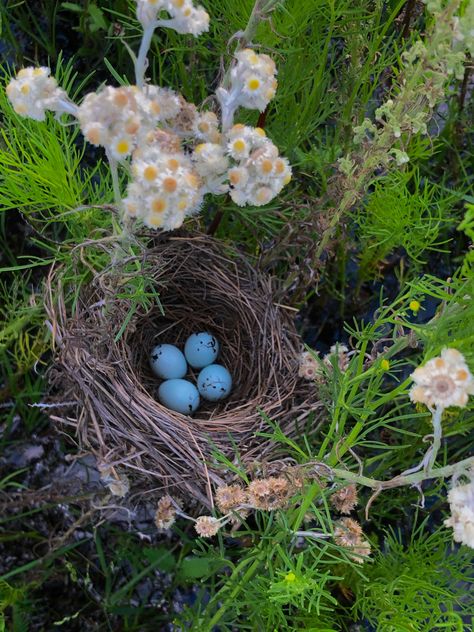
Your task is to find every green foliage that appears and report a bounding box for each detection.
[353,525,474,631]
[354,169,457,280]
[0,0,473,630]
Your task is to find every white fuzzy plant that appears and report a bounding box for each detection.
[5,0,292,232]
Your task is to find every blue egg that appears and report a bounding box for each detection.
[150,344,187,379]
[197,364,232,402]
[184,332,219,369]
[158,379,200,414]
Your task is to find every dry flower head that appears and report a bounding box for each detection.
[330,484,358,514]
[194,515,222,537]
[154,495,177,530]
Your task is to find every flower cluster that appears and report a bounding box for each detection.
[334,518,371,563]
[444,478,474,549]
[225,125,291,206]
[6,1,292,235]
[298,351,321,381]
[6,67,71,121]
[77,85,181,161]
[409,348,474,409]
[124,142,202,229]
[217,48,277,120]
[247,476,292,510]
[298,343,352,381]
[136,0,209,36]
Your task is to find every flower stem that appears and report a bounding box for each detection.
[135,23,156,88]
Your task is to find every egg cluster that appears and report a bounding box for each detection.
[150,332,232,415]
[136,0,209,36]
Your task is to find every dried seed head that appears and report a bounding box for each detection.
[215,484,248,514]
[334,518,371,563]
[154,495,177,530]
[247,476,292,510]
[330,484,358,514]
[195,516,221,538]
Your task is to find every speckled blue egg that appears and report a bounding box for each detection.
[197,364,232,402]
[184,332,219,369]
[158,379,200,414]
[150,344,187,380]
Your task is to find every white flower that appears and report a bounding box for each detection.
[124,144,202,229]
[135,0,209,36]
[444,479,474,549]
[192,142,229,177]
[140,85,181,121]
[230,49,277,112]
[409,348,474,409]
[224,125,291,207]
[193,111,221,143]
[298,351,322,380]
[6,67,71,121]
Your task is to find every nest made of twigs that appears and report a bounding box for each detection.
[46,232,322,507]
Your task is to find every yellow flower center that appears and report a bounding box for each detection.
[233,139,246,153]
[255,127,266,137]
[381,359,390,371]
[20,84,30,95]
[144,165,158,181]
[409,300,421,313]
[163,177,178,193]
[261,159,273,174]
[247,78,261,91]
[151,198,167,213]
[457,369,468,381]
[168,158,180,171]
[284,572,296,582]
[115,139,131,155]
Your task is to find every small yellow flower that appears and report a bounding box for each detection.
[409,300,421,313]
[381,359,390,371]
[284,572,296,582]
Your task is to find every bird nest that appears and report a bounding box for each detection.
[46,233,321,507]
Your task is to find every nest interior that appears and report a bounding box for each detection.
[48,233,321,507]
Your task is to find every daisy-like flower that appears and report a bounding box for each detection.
[444,477,474,549]
[6,67,74,120]
[194,516,222,537]
[409,348,474,409]
[193,111,221,143]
